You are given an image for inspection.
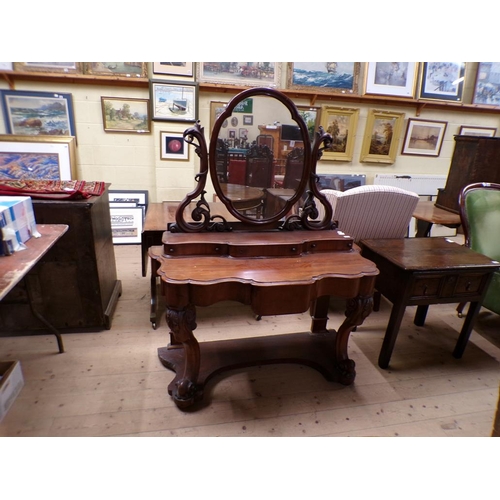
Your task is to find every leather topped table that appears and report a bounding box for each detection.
[150,229,378,409]
[412,200,462,237]
[359,237,500,369]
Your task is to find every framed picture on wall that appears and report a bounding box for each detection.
[153,62,194,77]
[197,62,280,87]
[472,62,500,106]
[297,106,321,141]
[360,109,405,163]
[364,62,418,98]
[101,97,151,133]
[287,62,361,94]
[419,62,466,102]
[150,80,199,122]
[160,131,189,161]
[401,118,448,157]
[84,62,147,78]
[0,89,76,138]
[319,106,359,161]
[13,62,83,74]
[0,135,77,180]
[459,125,496,137]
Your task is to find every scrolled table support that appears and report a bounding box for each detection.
[165,304,201,408]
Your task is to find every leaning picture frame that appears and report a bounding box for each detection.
[152,62,194,77]
[0,89,76,138]
[360,109,405,164]
[150,80,199,122]
[320,106,359,161]
[160,131,189,161]
[363,62,418,98]
[101,97,151,133]
[83,62,147,78]
[401,118,448,157]
[110,207,144,244]
[419,62,466,102]
[0,135,77,180]
[459,125,497,137]
[472,62,500,106]
[197,62,281,87]
[287,62,361,94]
[13,62,83,74]
[108,189,149,207]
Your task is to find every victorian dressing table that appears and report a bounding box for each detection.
[150,88,379,409]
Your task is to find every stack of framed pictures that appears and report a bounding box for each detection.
[108,190,148,244]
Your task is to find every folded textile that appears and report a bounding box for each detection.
[0,180,106,200]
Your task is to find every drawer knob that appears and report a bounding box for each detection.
[466,282,471,291]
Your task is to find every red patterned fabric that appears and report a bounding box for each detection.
[0,180,106,200]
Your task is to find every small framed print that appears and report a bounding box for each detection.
[101,97,151,133]
[320,106,359,161]
[459,125,496,137]
[360,109,405,164]
[108,189,149,207]
[150,80,198,122]
[160,131,189,160]
[243,115,253,126]
[84,62,147,78]
[110,207,144,244]
[419,62,466,102]
[364,62,418,98]
[153,62,194,77]
[297,106,321,141]
[13,62,83,74]
[401,118,448,157]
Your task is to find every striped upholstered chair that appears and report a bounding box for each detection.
[318,184,420,311]
[319,184,420,243]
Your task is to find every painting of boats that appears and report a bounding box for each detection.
[151,82,198,122]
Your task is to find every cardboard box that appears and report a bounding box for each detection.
[0,196,39,255]
[0,360,24,422]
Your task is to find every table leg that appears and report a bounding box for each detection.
[150,257,160,329]
[378,300,408,369]
[416,220,433,238]
[453,301,482,358]
[414,305,429,326]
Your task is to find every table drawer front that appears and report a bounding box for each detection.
[410,272,488,300]
[455,274,485,295]
[411,277,441,298]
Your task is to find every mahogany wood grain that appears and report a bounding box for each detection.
[412,200,461,237]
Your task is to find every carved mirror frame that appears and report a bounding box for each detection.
[170,87,334,233]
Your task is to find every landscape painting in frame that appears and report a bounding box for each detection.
[84,62,147,78]
[197,62,280,87]
[0,135,76,180]
[101,97,151,133]
[153,62,193,77]
[288,62,360,94]
[320,106,359,161]
[150,81,198,122]
[472,62,500,106]
[401,118,448,157]
[0,89,76,137]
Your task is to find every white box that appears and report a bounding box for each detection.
[0,360,24,422]
[0,196,39,255]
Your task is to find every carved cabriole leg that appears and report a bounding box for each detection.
[165,304,200,408]
[336,294,374,385]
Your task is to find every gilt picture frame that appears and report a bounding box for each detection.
[84,62,147,78]
[360,109,405,164]
[197,62,281,87]
[320,106,359,161]
[0,135,77,180]
[287,62,361,94]
[364,62,418,98]
[13,62,83,74]
[101,97,151,133]
[297,106,321,141]
[419,62,466,102]
[401,118,448,157]
[0,89,76,138]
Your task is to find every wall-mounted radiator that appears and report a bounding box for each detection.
[374,173,447,197]
[374,173,454,237]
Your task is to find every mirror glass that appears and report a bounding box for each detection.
[211,93,307,221]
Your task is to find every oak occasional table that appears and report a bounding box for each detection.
[150,230,378,409]
[0,224,69,353]
[359,237,500,369]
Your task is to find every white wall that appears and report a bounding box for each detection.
[1,62,499,203]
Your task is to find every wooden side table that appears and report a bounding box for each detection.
[412,200,461,237]
[359,237,500,369]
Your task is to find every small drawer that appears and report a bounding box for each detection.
[455,274,484,295]
[410,277,441,298]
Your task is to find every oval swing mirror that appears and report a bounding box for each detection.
[209,88,311,225]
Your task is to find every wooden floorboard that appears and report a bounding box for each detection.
[1,243,499,437]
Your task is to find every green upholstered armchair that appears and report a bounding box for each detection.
[458,182,500,316]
